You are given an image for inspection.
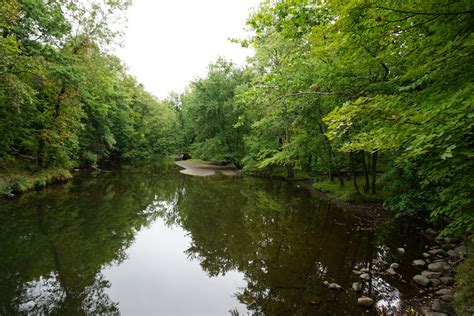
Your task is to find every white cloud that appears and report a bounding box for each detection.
[115,0,260,99]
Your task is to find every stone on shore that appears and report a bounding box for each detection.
[352,282,362,292]
[328,283,342,290]
[357,297,374,307]
[422,271,442,279]
[435,288,454,296]
[413,259,426,267]
[360,273,370,281]
[413,275,431,287]
[428,262,450,272]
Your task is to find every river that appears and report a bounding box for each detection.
[0,161,428,315]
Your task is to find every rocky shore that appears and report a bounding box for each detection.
[410,229,469,315]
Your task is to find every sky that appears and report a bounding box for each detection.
[115,0,261,99]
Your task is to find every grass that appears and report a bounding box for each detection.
[0,166,72,196]
[455,240,474,315]
[313,176,391,203]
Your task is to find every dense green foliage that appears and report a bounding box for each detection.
[180,0,473,237]
[0,0,179,193]
[179,59,251,167]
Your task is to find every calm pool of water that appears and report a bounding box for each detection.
[0,162,428,315]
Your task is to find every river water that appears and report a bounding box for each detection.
[0,162,428,315]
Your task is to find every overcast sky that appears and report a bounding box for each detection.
[115,0,261,99]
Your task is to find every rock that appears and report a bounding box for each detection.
[74,168,80,172]
[432,299,451,314]
[426,228,437,235]
[441,243,455,250]
[447,249,459,258]
[428,262,450,272]
[352,282,362,292]
[390,263,399,269]
[323,281,329,285]
[439,276,455,285]
[352,270,362,275]
[413,275,431,287]
[435,288,454,296]
[444,237,460,244]
[360,273,370,281]
[435,236,445,243]
[328,283,342,290]
[421,306,448,316]
[423,252,431,258]
[357,297,374,307]
[454,245,467,258]
[397,248,405,254]
[422,271,442,279]
[431,279,441,287]
[386,268,396,275]
[413,259,426,267]
[428,249,448,257]
[360,268,370,273]
[440,294,455,303]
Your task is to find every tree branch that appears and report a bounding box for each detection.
[376,5,474,16]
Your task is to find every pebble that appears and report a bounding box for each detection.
[422,271,442,279]
[440,294,454,303]
[413,259,426,267]
[328,283,342,290]
[428,262,450,272]
[431,279,441,287]
[413,275,431,287]
[444,237,460,244]
[423,252,431,258]
[397,247,405,254]
[360,273,370,281]
[421,306,448,316]
[386,268,396,275]
[390,263,399,269]
[439,276,455,285]
[454,245,467,258]
[428,249,448,257]
[435,288,454,296]
[432,299,452,314]
[352,282,362,292]
[357,297,374,307]
[447,249,459,258]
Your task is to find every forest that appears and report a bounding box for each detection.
[0,0,473,312]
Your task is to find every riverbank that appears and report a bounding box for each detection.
[0,166,73,197]
[174,159,240,177]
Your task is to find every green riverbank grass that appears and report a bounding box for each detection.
[0,167,72,196]
[455,240,474,315]
[313,177,391,203]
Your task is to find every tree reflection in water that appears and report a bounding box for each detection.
[0,162,425,315]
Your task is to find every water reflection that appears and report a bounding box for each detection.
[0,162,426,315]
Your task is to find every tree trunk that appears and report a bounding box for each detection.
[316,120,343,186]
[361,150,369,193]
[349,151,360,194]
[37,137,45,168]
[287,164,294,180]
[371,151,378,194]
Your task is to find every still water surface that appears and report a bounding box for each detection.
[0,162,427,315]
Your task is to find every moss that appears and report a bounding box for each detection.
[455,240,474,315]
